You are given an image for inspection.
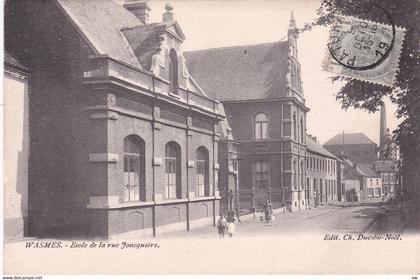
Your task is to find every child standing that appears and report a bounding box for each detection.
[227,218,236,238]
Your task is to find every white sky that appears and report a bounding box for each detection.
[145,0,400,145]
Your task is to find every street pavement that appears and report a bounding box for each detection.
[164,198,388,239]
[6,198,420,274]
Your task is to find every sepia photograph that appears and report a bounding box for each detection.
[2,0,419,277]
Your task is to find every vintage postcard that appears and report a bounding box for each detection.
[2,0,419,277]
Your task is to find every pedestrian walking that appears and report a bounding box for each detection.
[263,202,273,223]
[234,207,242,223]
[227,218,236,238]
[217,215,228,238]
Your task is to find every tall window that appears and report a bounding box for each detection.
[165,141,181,199]
[300,117,304,143]
[255,113,268,140]
[255,161,269,188]
[300,161,304,188]
[169,49,178,94]
[293,113,297,141]
[196,147,209,197]
[123,135,145,202]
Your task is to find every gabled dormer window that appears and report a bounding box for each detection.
[169,49,178,94]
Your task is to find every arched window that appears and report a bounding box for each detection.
[255,161,269,188]
[169,49,178,94]
[300,161,304,188]
[300,117,304,143]
[255,113,268,140]
[196,147,209,197]
[165,141,181,199]
[123,135,145,202]
[293,113,297,141]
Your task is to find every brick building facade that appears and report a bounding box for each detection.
[186,13,310,212]
[5,0,224,238]
[4,1,350,239]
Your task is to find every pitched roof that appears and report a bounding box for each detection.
[306,135,338,159]
[344,166,364,180]
[4,50,28,72]
[57,0,142,68]
[357,163,380,178]
[184,41,289,101]
[217,104,234,140]
[121,23,166,70]
[324,133,376,146]
[121,21,183,71]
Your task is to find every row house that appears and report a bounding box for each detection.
[374,161,398,196]
[5,0,224,238]
[185,13,309,212]
[306,135,341,207]
[358,163,383,198]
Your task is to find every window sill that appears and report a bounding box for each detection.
[168,92,180,99]
[157,198,189,205]
[86,197,221,209]
[189,196,219,202]
[86,201,155,209]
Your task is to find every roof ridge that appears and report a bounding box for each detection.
[324,132,376,145]
[184,40,288,53]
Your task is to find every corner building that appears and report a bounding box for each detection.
[5,0,223,238]
[186,13,309,211]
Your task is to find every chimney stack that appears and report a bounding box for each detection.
[163,3,174,22]
[124,1,151,24]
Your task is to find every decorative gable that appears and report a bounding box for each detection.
[166,21,185,42]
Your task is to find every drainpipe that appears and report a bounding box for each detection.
[186,100,190,231]
[212,115,216,226]
[152,76,157,237]
[280,104,285,210]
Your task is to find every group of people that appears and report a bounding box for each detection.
[216,202,275,238]
[217,215,236,238]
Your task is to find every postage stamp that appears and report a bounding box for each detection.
[323,15,405,87]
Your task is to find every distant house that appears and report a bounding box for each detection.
[342,159,365,202]
[358,163,382,198]
[374,160,397,196]
[324,133,377,164]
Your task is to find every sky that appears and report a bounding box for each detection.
[144,0,400,145]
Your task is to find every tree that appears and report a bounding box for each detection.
[303,0,420,200]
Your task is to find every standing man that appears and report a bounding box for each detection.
[217,215,228,238]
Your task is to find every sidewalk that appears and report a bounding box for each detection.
[367,201,420,234]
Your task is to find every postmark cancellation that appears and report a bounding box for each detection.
[323,15,405,87]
